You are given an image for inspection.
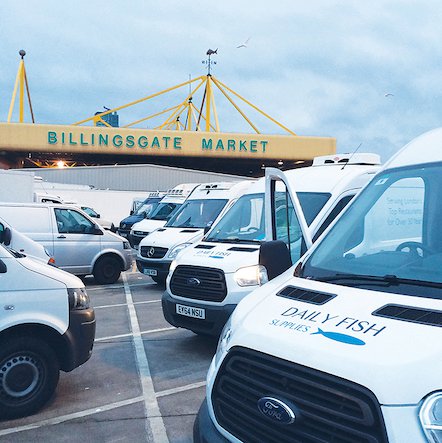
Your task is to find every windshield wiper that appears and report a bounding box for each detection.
[206,238,261,244]
[317,273,442,288]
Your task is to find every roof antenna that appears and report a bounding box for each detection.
[342,142,362,170]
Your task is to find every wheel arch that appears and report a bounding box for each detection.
[0,324,73,372]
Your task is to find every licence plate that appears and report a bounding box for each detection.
[176,304,205,319]
[143,269,157,276]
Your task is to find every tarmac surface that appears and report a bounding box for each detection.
[0,268,218,442]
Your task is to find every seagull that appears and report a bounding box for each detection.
[384,93,394,97]
[237,37,251,48]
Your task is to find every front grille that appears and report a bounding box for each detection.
[140,246,168,259]
[170,265,227,301]
[212,347,388,443]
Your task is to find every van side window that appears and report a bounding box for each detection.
[313,195,355,242]
[55,209,94,234]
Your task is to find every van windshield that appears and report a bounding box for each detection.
[166,199,228,229]
[302,163,442,298]
[148,202,181,221]
[135,199,160,217]
[206,192,330,244]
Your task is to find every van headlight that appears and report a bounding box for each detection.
[234,265,269,287]
[214,315,233,367]
[167,243,192,259]
[123,241,131,249]
[420,392,442,442]
[68,288,90,310]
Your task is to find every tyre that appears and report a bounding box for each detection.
[93,255,121,284]
[0,336,60,419]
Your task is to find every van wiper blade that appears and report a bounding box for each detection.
[206,238,261,244]
[318,273,442,288]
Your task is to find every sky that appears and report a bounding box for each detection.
[1,0,442,162]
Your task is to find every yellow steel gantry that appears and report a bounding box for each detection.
[74,50,296,136]
[7,50,35,124]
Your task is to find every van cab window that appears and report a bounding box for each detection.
[303,163,442,298]
[55,208,95,234]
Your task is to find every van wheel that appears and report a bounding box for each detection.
[94,256,121,284]
[0,337,60,419]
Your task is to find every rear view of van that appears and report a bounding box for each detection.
[0,203,132,284]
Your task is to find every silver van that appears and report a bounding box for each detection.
[0,202,132,284]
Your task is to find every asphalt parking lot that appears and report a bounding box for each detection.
[0,267,218,443]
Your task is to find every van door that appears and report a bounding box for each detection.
[265,168,313,263]
[52,207,102,274]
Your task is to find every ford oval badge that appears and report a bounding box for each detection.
[187,277,201,286]
[257,397,296,425]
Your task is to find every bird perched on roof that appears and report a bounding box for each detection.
[206,48,218,55]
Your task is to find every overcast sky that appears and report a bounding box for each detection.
[1,0,442,162]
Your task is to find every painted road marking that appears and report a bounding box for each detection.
[94,299,161,310]
[0,382,206,437]
[122,272,169,443]
[95,326,176,343]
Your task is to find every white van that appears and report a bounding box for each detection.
[194,130,442,442]
[0,203,132,284]
[136,181,253,285]
[128,183,199,249]
[163,154,381,336]
[0,243,95,418]
[0,215,55,265]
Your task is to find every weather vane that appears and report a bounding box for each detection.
[202,49,217,75]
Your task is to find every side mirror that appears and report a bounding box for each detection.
[0,259,7,273]
[130,210,134,215]
[259,240,292,281]
[96,214,101,219]
[1,227,12,246]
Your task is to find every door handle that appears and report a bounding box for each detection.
[57,235,66,239]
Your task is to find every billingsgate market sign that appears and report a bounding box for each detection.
[0,123,336,162]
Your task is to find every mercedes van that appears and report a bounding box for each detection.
[118,191,165,238]
[0,203,132,284]
[163,154,381,336]
[128,183,199,249]
[136,181,253,285]
[0,243,95,419]
[195,130,442,442]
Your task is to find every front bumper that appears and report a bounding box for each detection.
[61,307,96,372]
[162,291,235,336]
[136,257,171,280]
[194,399,229,443]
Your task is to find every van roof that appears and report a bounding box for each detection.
[312,153,381,166]
[187,181,253,199]
[383,128,442,170]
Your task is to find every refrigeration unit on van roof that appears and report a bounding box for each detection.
[312,153,381,166]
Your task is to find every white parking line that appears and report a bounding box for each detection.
[86,281,156,291]
[94,299,161,310]
[0,382,206,437]
[122,272,169,443]
[94,326,176,343]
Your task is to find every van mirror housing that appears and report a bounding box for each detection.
[0,260,6,273]
[259,240,292,280]
[0,227,12,246]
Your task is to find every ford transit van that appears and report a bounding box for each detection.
[195,130,442,442]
